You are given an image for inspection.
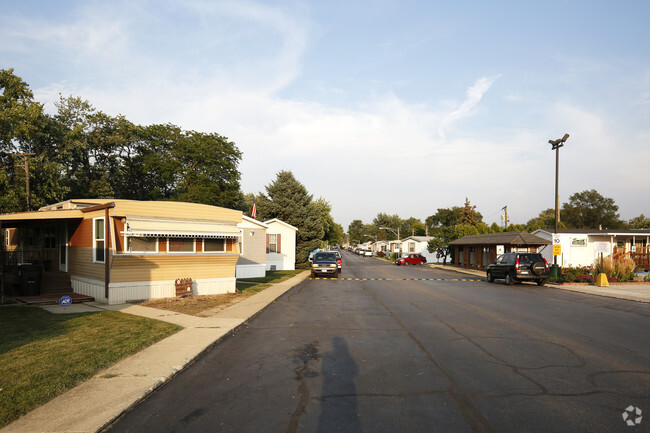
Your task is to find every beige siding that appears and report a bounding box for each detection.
[110,254,238,283]
[240,227,267,264]
[112,201,241,223]
[68,246,106,281]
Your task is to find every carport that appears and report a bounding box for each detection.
[449,232,551,271]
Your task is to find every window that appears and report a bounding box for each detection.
[168,238,195,253]
[267,233,281,253]
[44,226,56,249]
[128,236,157,253]
[204,238,226,253]
[94,218,105,263]
[409,242,415,253]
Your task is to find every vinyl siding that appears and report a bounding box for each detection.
[110,253,239,283]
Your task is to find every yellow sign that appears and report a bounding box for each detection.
[553,244,562,256]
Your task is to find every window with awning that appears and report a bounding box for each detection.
[121,216,241,239]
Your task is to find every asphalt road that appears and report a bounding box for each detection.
[105,251,650,433]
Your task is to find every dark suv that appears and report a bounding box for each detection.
[486,252,549,286]
[311,252,340,278]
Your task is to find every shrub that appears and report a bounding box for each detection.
[594,256,636,282]
[574,274,595,284]
[562,267,579,282]
[645,274,650,282]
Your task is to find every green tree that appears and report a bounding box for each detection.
[461,197,483,225]
[426,206,466,229]
[313,197,344,246]
[1,69,68,212]
[256,171,324,265]
[348,220,364,244]
[628,214,650,229]
[372,213,403,240]
[562,189,623,229]
[526,208,556,230]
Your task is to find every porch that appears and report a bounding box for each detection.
[613,246,650,269]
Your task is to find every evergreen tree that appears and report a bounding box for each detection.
[256,171,324,266]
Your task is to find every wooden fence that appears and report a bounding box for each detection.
[613,246,650,268]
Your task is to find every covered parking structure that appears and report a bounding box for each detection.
[449,232,551,271]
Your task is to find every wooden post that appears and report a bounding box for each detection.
[104,207,110,300]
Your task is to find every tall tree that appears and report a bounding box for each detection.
[426,207,463,228]
[561,189,623,229]
[628,214,650,229]
[461,197,482,226]
[256,171,324,265]
[313,197,343,246]
[348,220,364,244]
[1,68,67,212]
[372,213,403,240]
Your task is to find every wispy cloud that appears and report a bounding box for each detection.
[438,75,500,140]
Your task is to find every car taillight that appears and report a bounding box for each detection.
[543,258,549,269]
[337,260,342,265]
[515,256,520,270]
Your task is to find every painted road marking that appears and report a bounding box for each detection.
[309,277,483,282]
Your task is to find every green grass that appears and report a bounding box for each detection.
[0,306,181,428]
[236,269,304,294]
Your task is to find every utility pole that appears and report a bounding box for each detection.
[501,206,509,229]
[14,153,36,211]
[548,134,569,278]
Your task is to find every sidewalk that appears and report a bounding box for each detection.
[429,264,650,303]
[1,271,310,433]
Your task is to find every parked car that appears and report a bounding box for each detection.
[311,252,339,278]
[395,254,427,266]
[486,252,550,286]
[333,250,342,271]
[363,249,372,257]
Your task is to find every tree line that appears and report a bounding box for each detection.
[1,69,342,266]
[349,194,650,263]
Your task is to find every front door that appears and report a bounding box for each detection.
[58,223,68,272]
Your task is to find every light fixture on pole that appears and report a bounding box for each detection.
[548,133,569,278]
[379,226,401,256]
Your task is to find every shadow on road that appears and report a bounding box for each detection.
[317,336,360,433]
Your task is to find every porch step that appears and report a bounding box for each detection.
[40,272,73,295]
[16,293,95,305]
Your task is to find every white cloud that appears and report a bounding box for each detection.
[437,75,500,140]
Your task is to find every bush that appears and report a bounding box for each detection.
[594,256,636,282]
[645,274,650,282]
[562,267,579,282]
[574,273,595,284]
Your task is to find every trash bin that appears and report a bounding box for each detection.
[18,264,41,296]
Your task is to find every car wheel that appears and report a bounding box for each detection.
[536,279,545,286]
[334,271,339,279]
[487,271,494,283]
[404,261,409,266]
[531,262,546,276]
[311,272,316,279]
[505,273,513,286]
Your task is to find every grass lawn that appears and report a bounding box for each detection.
[140,270,305,316]
[0,306,181,428]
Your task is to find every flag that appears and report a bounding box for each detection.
[251,196,257,219]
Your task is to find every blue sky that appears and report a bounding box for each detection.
[2,0,649,229]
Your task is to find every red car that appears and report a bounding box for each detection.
[395,254,427,266]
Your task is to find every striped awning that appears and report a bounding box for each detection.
[122,216,241,239]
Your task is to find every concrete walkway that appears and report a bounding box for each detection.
[1,271,310,433]
[430,264,650,303]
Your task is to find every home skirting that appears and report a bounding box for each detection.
[71,275,236,305]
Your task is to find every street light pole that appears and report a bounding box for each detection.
[379,226,401,256]
[548,133,569,278]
